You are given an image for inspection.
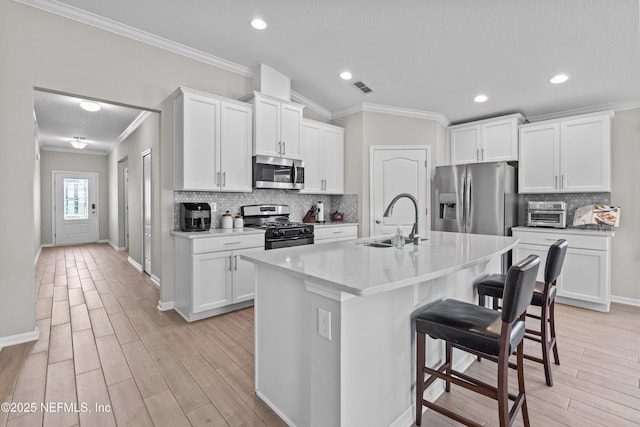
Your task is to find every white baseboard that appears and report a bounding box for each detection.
[106,240,126,252]
[157,300,175,311]
[255,390,297,427]
[0,327,40,352]
[35,246,42,264]
[127,257,143,272]
[150,275,161,288]
[610,295,640,307]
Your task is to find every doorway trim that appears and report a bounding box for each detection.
[368,145,431,238]
[142,149,152,278]
[52,170,99,246]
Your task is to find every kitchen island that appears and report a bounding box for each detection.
[241,231,518,427]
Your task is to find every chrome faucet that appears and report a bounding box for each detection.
[383,193,420,245]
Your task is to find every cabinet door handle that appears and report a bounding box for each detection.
[481,148,484,160]
[555,175,558,189]
[476,149,480,161]
[222,172,226,187]
[228,255,233,272]
[216,171,221,186]
[333,231,344,235]
[282,141,286,155]
[224,241,241,245]
[561,174,565,189]
[278,141,282,155]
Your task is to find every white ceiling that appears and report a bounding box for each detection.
[30,0,640,147]
[34,90,147,155]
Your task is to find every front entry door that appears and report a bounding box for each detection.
[370,147,430,237]
[54,171,98,245]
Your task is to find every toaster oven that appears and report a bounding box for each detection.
[527,201,567,228]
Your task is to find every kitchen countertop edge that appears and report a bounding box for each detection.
[171,228,266,239]
[512,226,615,237]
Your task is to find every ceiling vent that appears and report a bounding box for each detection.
[353,81,373,94]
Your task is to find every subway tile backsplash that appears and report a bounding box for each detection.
[174,190,358,229]
[517,192,612,228]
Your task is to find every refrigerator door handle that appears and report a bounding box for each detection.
[464,171,472,232]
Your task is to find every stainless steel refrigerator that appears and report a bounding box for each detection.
[434,162,517,236]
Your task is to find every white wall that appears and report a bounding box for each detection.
[0,0,250,340]
[333,111,446,237]
[40,151,109,244]
[34,131,41,257]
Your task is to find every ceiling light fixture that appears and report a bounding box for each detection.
[80,101,101,112]
[549,74,569,84]
[339,71,352,80]
[474,94,488,103]
[69,140,88,149]
[251,18,267,30]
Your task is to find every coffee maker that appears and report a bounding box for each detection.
[180,203,211,231]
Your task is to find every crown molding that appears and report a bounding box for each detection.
[15,0,253,77]
[526,100,640,122]
[291,90,332,120]
[111,110,152,154]
[331,103,450,127]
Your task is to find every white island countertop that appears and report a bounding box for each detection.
[241,231,517,297]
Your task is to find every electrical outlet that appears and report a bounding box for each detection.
[318,308,332,340]
[210,202,217,212]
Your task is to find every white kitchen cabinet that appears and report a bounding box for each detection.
[174,87,252,192]
[301,120,345,194]
[519,111,612,194]
[512,227,612,312]
[448,114,524,164]
[314,224,358,243]
[173,231,265,321]
[249,92,304,159]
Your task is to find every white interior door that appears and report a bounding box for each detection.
[143,151,151,275]
[370,147,430,237]
[54,171,98,245]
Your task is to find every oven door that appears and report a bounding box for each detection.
[527,210,566,228]
[253,155,304,190]
[265,235,314,250]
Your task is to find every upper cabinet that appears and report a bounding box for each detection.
[301,119,345,194]
[174,88,253,192]
[519,111,612,193]
[247,92,304,159]
[447,114,524,164]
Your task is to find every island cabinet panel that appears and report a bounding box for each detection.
[512,228,612,312]
[448,113,524,165]
[300,119,345,194]
[518,111,612,193]
[174,87,253,192]
[174,232,264,321]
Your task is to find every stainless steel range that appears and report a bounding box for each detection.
[241,204,314,250]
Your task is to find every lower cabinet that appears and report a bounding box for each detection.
[174,233,264,321]
[512,228,612,312]
[314,224,358,243]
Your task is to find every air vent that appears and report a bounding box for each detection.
[353,81,373,94]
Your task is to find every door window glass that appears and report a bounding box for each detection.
[64,178,89,220]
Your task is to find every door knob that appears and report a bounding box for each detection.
[375,219,381,224]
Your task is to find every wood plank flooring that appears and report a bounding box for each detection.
[0,242,639,426]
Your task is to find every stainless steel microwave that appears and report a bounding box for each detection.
[253,155,304,190]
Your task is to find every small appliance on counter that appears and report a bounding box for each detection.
[330,211,344,222]
[527,201,567,228]
[316,201,324,223]
[180,203,211,231]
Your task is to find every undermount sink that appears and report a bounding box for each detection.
[359,237,415,248]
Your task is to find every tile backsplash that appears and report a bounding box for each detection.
[517,192,612,228]
[174,189,358,229]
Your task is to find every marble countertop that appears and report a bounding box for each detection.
[171,228,265,239]
[512,226,615,237]
[240,231,517,296]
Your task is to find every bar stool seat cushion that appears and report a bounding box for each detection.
[415,299,526,357]
[476,275,556,307]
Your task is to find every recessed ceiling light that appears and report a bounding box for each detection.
[339,71,352,80]
[80,101,101,112]
[69,140,88,149]
[474,94,488,103]
[550,74,569,84]
[251,18,267,30]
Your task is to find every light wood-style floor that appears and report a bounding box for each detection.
[1,243,639,426]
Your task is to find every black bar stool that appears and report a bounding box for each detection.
[475,239,568,386]
[415,254,540,427]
